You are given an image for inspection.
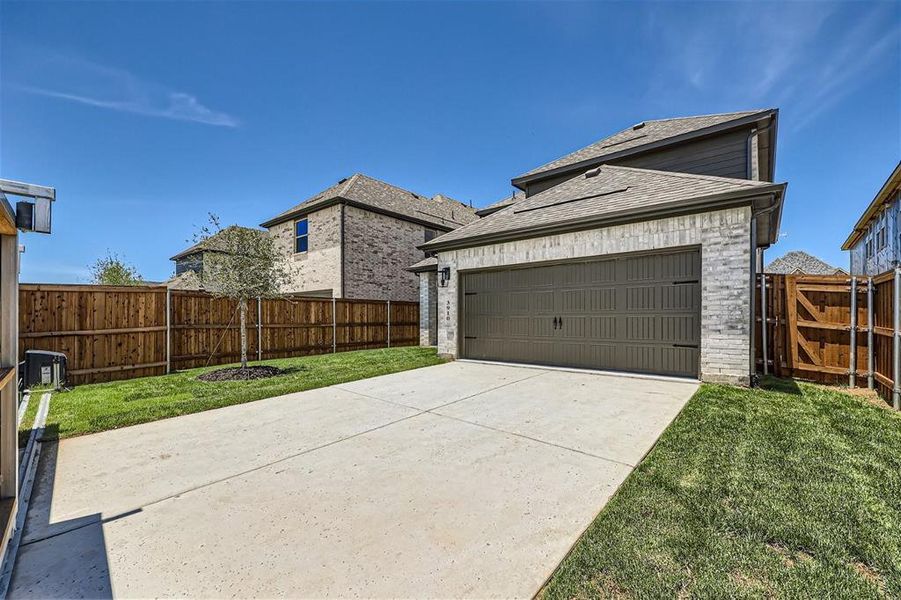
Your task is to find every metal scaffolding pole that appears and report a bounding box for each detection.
[893,269,901,410]
[760,273,768,376]
[867,277,874,390]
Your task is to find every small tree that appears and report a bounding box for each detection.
[194,215,289,369]
[89,252,143,286]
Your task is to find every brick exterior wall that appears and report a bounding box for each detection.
[435,206,753,384]
[269,203,343,295]
[418,271,437,345]
[343,204,433,302]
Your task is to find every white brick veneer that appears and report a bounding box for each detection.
[436,206,753,384]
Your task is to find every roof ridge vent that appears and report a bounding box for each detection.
[585,167,602,178]
[338,177,348,184]
[632,122,646,130]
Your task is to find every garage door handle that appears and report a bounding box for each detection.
[559,317,563,328]
[553,316,558,329]
[672,343,699,348]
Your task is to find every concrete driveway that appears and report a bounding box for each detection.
[10,361,698,599]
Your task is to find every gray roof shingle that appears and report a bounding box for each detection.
[260,173,478,230]
[476,191,526,217]
[765,251,845,275]
[170,226,265,261]
[514,110,773,182]
[424,164,784,250]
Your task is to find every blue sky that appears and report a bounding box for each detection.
[2,1,899,283]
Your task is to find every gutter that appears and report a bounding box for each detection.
[422,183,786,253]
[511,109,778,190]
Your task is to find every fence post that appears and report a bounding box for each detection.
[760,273,768,376]
[894,268,900,410]
[850,277,857,388]
[332,297,337,353]
[867,277,874,390]
[165,287,171,374]
[387,300,391,348]
[257,297,262,362]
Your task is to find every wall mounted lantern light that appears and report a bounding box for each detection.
[439,267,451,287]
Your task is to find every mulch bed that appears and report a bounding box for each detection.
[197,366,283,382]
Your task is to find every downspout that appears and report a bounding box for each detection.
[339,202,346,298]
[749,216,758,384]
[749,193,782,385]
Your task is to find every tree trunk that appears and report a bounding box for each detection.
[239,298,248,369]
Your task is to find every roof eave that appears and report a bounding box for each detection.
[511,109,778,190]
[261,196,463,232]
[841,161,901,250]
[423,183,786,253]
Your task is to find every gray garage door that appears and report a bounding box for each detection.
[460,248,700,378]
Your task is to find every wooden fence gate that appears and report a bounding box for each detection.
[19,284,420,385]
[756,270,900,408]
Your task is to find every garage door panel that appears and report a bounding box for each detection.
[533,291,555,313]
[660,315,699,344]
[461,249,700,378]
[626,286,658,311]
[588,316,617,340]
[662,284,699,310]
[588,288,617,311]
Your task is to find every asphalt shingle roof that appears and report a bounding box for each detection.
[515,110,772,181]
[170,226,265,261]
[765,251,845,275]
[261,173,478,230]
[476,191,526,216]
[424,164,783,250]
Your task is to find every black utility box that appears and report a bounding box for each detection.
[22,350,67,389]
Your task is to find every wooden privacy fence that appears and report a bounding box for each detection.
[756,270,900,409]
[19,284,419,385]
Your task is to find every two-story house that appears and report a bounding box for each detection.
[842,161,901,276]
[261,174,478,301]
[417,109,787,385]
[168,226,265,290]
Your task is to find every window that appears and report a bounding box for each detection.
[878,226,887,251]
[295,219,309,253]
[866,238,874,259]
[424,229,438,258]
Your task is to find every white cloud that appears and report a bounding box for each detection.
[11,51,239,127]
[640,2,898,131]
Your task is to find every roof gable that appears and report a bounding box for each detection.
[425,164,784,251]
[513,109,775,186]
[260,174,478,230]
[765,251,844,275]
[170,226,265,261]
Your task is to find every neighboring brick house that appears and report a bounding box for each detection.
[260,174,477,301]
[765,251,846,275]
[168,226,265,288]
[418,109,787,384]
[842,161,901,276]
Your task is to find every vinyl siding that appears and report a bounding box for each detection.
[614,129,749,179]
[521,128,752,197]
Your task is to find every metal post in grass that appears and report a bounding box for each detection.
[760,273,768,376]
[387,300,391,348]
[257,297,262,362]
[165,287,171,374]
[332,297,337,353]
[867,277,874,390]
[893,268,901,410]
[850,276,857,388]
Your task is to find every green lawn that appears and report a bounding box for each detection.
[28,346,443,440]
[541,378,901,599]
